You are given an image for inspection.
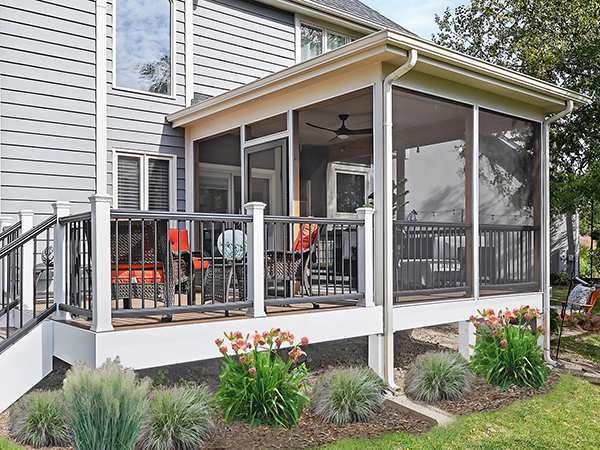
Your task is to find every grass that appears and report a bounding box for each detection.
[300,374,600,450]
[0,438,22,450]
[553,332,600,364]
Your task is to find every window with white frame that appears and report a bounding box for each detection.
[115,152,175,211]
[115,0,173,95]
[300,23,352,62]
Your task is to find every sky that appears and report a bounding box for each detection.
[360,0,467,40]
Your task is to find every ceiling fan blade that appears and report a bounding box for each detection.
[327,135,339,143]
[346,128,373,135]
[306,122,337,132]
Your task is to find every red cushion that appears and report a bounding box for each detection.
[293,223,319,252]
[111,268,164,284]
[111,263,164,283]
[192,258,210,270]
[169,229,191,253]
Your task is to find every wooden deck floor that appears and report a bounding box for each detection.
[66,297,358,332]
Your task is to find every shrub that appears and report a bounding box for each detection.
[9,390,70,448]
[137,384,214,450]
[404,351,473,403]
[470,306,548,390]
[312,367,385,424]
[62,357,149,450]
[550,271,570,286]
[215,328,309,429]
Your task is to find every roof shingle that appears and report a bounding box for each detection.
[300,0,417,36]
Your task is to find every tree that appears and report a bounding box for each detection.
[433,0,600,218]
[136,54,171,95]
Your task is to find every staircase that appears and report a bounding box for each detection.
[0,216,59,412]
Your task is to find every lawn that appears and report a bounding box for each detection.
[0,438,21,450]
[553,332,600,364]
[306,374,600,450]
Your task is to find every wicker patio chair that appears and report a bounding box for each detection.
[111,220,175,310]
[265,223,321,297]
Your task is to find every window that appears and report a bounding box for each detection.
[115,152,174,210]
[115,0,172,95]
[300,23,351,62]
[327,162,372,218]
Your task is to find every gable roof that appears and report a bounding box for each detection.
[301,0,415,35]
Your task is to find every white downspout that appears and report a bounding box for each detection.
[542,100,573,365]
[382,49,418,389]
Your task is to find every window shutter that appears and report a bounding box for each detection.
[118,156,141,209]
[148,158,170,211]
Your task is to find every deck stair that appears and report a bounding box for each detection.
[0,215,59,412]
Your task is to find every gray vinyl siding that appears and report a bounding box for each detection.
[106,0,186,211]
[0,0,97,220]
[193,0,296,98]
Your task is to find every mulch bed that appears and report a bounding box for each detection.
[0,329,569,450]
[203,407,430,450]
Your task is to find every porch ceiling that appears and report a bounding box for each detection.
[167,30,590,132]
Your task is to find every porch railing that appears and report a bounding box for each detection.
[0,214,57,353]
[61,211,93,317]
[393,220,472,297]
[263,216,363,306]
[479,224,539,289]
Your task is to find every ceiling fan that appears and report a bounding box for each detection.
[306,114,372,141]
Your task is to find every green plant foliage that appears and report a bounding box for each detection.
[215,329,310,429]
[137,384,214,450]
[9,390,70,448]
[62,357,150,450]
[470,306,548,390]
[549,308,562,336]
[434,1,600,220]
[404,352,473,403]
[550,271,569,286]
[312,367,385,425]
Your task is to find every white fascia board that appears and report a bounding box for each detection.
[387,32,591,111]
[168,30,590,128]
[392,292,542,331]
[167,32,396,127]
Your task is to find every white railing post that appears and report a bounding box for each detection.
[1,216,14,231]
[356,207,375,307]
[89,194,113,332]
[52,202,71,321]
[245,202,266,318]
[19,210,35,312]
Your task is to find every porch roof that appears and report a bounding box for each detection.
[168,29,590,130]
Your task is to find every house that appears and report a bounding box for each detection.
[0,0,589,411]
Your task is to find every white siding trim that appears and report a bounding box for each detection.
[185,0,194,106]
[96,0,108,195]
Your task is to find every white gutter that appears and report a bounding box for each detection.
[382,48,418,389]
[542,99,574,365]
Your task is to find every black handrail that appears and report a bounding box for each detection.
[0,221,21,242]
[0,215,57,260]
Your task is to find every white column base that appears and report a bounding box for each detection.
[458,320,476,360]
[368,334,385,380]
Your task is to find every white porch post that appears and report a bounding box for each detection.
[458,320,476,360]
[90,194,113,332]
[357,207,374,307]
[245,202,266,318]
[1,216,14,231]
[52,202,71,321]
[19,210,34,312]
